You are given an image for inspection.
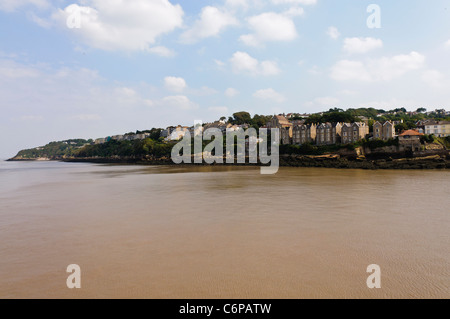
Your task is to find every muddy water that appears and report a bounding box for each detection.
[0,161,448,298]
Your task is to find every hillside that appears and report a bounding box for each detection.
[9,139,93,160]
[7,107,450,161]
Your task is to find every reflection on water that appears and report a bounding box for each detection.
[0,161,449,298]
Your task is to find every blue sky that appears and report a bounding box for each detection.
[1,0,450,158]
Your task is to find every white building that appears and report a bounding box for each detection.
[425,121,450,137]
[95,138,106,144]
[166,126,190,141]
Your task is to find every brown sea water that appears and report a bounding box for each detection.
[0,161,448,299]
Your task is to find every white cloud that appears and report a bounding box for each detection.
[161,95,198,110]
[164,76,187,92]
[0,0,49,12]
[230,51,281,76]
[283,7,304,17]
[331,52,425,82]
[422,70,446,89]
[52,0,183,53]
[225,0,247,7]
[225,0,263,11]
[0,59,40,78]
[214,59,225,67]
[253,88,286,103]
[327,26,340,40]
[181,6,238,43]
[225,88,239,97]
[28,11,52,28]
[259,61,281,75]
[271,0,317,5]
[147,46,176,57]
[445,40,450,49]
[343,37,383,54]
[115,87,136,97]
[240,12,298,47]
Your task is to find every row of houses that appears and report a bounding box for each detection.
[95,133,151,144]
[424,109,450,116]
[93,115,449,147]
[268,115,450,146]
[161,122,251,141]
[267,115,373,145]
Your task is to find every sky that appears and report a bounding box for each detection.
[1,0,450,158]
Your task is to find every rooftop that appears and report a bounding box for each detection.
[424,121,450,126]
[399,130,424,136]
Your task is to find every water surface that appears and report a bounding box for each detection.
[0,161,448,298]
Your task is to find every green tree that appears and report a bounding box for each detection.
[252,114,271,128]
[231,112,252,125]
[149,128,163,140]
[395,123,408,133]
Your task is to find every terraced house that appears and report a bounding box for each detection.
[373,121,396,140]
[268,115,293,145]
[341,122,370,144]
[316,123,343,145]
[292,124,317,145]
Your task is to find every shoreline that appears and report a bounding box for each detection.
[7,152,450,170]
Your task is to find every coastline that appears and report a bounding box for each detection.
[8,151,450,170]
